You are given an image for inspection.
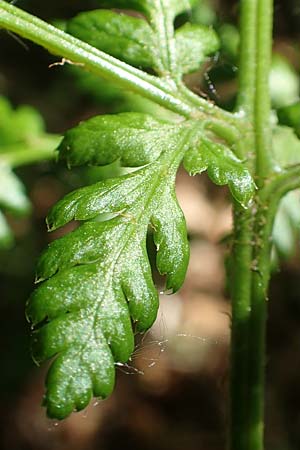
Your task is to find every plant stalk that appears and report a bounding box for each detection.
[237,0,257,118]
[230,1,257,448]
[229,203,254,450]
[0,0,243,127]
[230,0,274,449]
[0,135,59,168]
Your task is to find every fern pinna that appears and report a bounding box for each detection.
[24,0,254,419]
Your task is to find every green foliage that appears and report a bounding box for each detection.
[0,97,58,248]
[183,136,254,207]
[277,102,300,138]
[0,170,29,248]
[0,97,41,247]
[27,108,254,418]
[57,113,176,167]
[0,96,44,147]
[273,190,300,260]
[67,1,219,77]
[4,0,300,434]
[272,125,300,259]
[272,125,300,170]
[68,10,156,69]
[269,54,299,108]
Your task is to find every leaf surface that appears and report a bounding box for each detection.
[58,112,174,167]
[183,136,255,206]
[175,23,219,74]
[67,10,157,69]
[67,0,219,76]
[28,113,254,418]
[28,119,190,418]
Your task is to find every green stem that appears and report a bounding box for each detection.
[0,0,242,127]
[230,0,274,449]
[177,82,245,128]
[254,0,274,181]
[0,1,189,116]
[247,196,273,450]
[229,204,254,450]
[246,164,300,450]
[237,0,257,118]
[267,165,300,194]
[0,135,59,168]
[247,1,274,448]
[230,1,258,448]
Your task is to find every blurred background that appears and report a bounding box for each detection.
[1,0,300,449]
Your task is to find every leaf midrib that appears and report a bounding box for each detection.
[63,129,191,369]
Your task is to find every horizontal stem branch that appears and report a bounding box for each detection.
[0,135,59,167]
[264,165,300,197]
[0,0,243,128]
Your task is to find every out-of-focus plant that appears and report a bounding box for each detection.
[0,96,58,248]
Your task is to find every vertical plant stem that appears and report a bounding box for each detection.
[230,0,274,449]
[237,0,257,118]
[229,1,258,449]
[247,192,274,450]
[254,0,274,181]
[229,203,253,450]
[248,1,274,447]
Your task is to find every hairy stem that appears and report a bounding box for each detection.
[247,1,274,448]
[230,1,257,448]
[230,0,274,449]
[229,204,253,450]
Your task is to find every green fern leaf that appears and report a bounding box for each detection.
[57,112,175,167]
[67,11,157,70]
[175,23,219,74]
[183,136,255,206]
[67,1,219,77]
[27,113,254,419]
[27,123,190,419]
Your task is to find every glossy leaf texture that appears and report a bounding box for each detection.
[27,112,254,419]
[183,135,255,207]
[67,0,219,77]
